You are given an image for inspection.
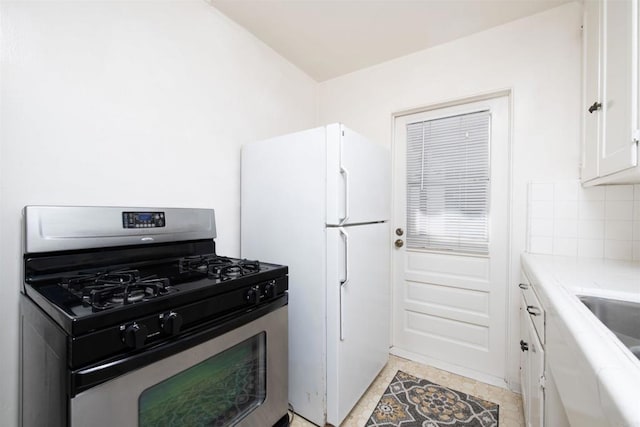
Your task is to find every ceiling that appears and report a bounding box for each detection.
[209,0,572,82]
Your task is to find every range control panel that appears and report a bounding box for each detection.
[122,212,165,229]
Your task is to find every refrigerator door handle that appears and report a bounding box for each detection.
[339,166,350,225]
[339,228,349,341]
[339,228,349,287]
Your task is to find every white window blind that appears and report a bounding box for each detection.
[406,110,490,254]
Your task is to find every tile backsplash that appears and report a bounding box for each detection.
[527,181,640,261]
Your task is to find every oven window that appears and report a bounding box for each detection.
[138,333,266,427]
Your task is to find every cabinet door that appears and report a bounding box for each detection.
[600,0,638,176]
[582,0,601,181]
[519,296,531,424]
[544,370,571,427]
[521,293,545,427]
[527,314,545,427]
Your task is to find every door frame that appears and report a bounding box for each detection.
[389,89,514,386]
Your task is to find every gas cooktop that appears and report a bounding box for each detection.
[56,256,263,312]
[25,251,286,333]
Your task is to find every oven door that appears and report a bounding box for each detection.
[70,303,287,427]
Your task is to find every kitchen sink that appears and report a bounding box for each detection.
[578,295,640,360]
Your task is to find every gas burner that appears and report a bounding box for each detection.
[110,289,146,304]
[178,256,261,281]
[61,270,175,311]
[208,258,260,281]
[178,255,233,276]
[63,269,142,292]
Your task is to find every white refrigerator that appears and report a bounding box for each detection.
[241,123,390,426]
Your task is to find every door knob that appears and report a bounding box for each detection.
[394,239,404,248]
[395,228,404,236]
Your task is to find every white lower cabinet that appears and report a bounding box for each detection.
[519,278,570,427]
[520,294,544,427]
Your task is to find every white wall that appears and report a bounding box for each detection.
[0,1,317,425]
[318,2,583,390]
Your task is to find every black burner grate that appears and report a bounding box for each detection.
[57,257,264,311]
[179,256,261,281]
[61,269,174,311]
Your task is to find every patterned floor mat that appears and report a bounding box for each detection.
[366,370,499,427]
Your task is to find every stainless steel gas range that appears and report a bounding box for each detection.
[20,206,288,427]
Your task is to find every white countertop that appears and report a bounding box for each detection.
[522,254,640,302]
[521,253,640,427]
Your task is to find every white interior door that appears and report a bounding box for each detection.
[326,222,390,426]
[391,95,510,383]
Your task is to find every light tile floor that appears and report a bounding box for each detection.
[290,354,525,427]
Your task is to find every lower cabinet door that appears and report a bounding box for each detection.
[527,314,544,427]
[544,370,571,427]
[520,294,544,427]
[519,296,530,423]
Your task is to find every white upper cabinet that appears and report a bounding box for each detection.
[581,0,640,185]
[581,0,601,182]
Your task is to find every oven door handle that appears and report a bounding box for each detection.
[69,296,287,397]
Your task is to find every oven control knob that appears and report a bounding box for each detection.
[123,323,148,349]
[245,286,260,305]
[161,311,183,335]
[264,281,277,299]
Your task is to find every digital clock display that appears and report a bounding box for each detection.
[122,211,165,229]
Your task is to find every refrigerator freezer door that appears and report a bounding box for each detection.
[326,222,390,426]
[326,124,390,226]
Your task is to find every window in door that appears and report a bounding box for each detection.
[406,110,490,254]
